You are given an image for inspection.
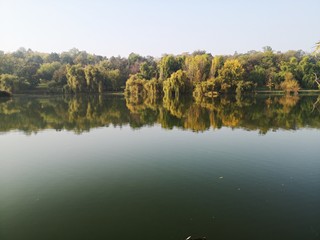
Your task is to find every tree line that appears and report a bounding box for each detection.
[0,46,320,95]
[0,48,150,94]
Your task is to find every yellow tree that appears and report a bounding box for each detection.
[280,72,300,94]
[185,54,211,83]
[218,59,244,92]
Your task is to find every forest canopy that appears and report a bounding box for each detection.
[1,47,320,96]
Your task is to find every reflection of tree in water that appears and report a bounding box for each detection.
[183,104,211,131]
[278,95,300,114]
[126,94,320,133]
[0,94,320,134]
[312,96,320,113]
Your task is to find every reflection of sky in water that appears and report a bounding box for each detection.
[0,127,319,240]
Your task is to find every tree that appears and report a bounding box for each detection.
[36,62,61,81]
[313,73,320,89]
[124,74,147,97]
[163,70,192,99]
[210,56,224,78]
[193,78,216,99]
[315,41,320,54]
[106,69,121,91]
[159,55,184,80]
[280,72,300,94]
[60,52,74,64]
[52,65,68,86]
[218,59,244,92]
[84,65,104,92]
[128,53,144,75]
[66,64,86,93]
[298,56,320,89]
[0,74,30,93]
[139,61,157,80]
[263,46,273,53]
[46,53,60,63]
[247,65,267,87]
[185,54,211,83]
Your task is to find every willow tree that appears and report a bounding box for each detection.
[210,56,225,78]
[84,65,105,93]
[163,70,192,99]
[66,64,86,93]
[124,74,147,97]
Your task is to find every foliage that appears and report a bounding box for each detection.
[66,64,87,93]
[159,55,184,80]
[280,72,300,94]
[210,56,224,78]
[216,59,245,93]
[184,54,211,83]
[1,47,320,95]
[0,74,30,93]
[125,74,148,97]
[36,62,61,81]
[193,78,216,100]
[163,70,192,99]
[125,74,163,102]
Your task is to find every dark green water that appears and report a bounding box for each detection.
[0,95,319,240]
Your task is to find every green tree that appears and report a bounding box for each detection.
[159,55,184,80]
[247,65,267,87]
[52,65,68,86]
[36,62,61,81]
[139,61,157,80]
[46,53,60,63]
[218,59,244,92]
[298,56,320,89]
[163,70,192,99]
[125,74,147,97]
[0,74,30,93]
[106,69,121,91]
[66,64,86,93]
[84,65,104,92]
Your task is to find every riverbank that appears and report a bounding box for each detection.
[4,89,320,98]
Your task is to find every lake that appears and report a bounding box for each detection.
[0,94,319,240]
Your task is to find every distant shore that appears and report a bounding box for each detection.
[4,89,320,98]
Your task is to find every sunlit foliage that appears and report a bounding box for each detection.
[1,46,320,95]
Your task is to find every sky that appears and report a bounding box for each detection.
[0,0,319,57]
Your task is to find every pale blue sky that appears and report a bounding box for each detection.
[0,0,319,57]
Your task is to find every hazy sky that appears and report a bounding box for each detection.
[0,0,319,57]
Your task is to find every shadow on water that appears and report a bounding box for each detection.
[0,94,320,134]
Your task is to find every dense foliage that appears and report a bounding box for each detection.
[126,48,320,98]
[1,47,320,95]
[0,48,150,94]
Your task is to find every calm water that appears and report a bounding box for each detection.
[0,95,319,240]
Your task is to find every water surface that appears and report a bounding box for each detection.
[0,95,319,240]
